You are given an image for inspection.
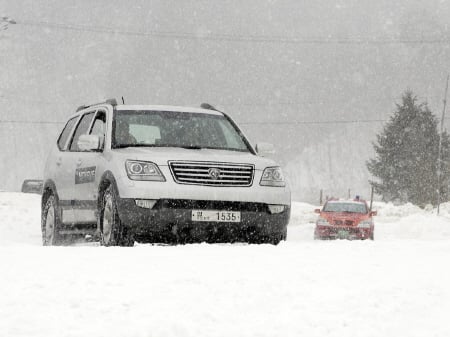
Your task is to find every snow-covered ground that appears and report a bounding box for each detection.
[1,192,450,337]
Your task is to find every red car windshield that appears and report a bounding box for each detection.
[323,202,367,214]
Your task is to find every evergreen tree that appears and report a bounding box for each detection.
[367,91,450,206]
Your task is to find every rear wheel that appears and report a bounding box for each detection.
[42,194,62,246]
[100,185,134,247]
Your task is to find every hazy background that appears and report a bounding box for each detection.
[1,0,450,202]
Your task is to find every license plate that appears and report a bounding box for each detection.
[191,210,241,222]
[337,230,349,239]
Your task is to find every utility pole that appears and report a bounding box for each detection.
[437,74,449,215]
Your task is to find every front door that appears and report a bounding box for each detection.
[73,110,107,225]
[66,110,97,224]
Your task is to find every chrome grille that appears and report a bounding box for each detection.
[333,220,354,226]
[169,161,254,186]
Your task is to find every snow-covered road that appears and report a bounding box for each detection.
[1,192,450,337]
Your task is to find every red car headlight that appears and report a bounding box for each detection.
[316,217,331,226]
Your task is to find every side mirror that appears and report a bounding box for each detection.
[78,134,102,152]
[370,210,377,216]
[314,208,321,214]
[255,142,275,156]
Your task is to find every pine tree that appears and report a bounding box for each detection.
[367,91,450,206]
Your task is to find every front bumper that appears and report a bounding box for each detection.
[314,226,373,240]
[117,198,290,241]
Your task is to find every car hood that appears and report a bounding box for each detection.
[111,147,278,170]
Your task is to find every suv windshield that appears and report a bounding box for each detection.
[323,202,367,214]
[112,110,250,152]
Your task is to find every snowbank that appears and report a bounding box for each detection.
[0,192,42,246]
[373,201,450,240]
[1,193,450,337]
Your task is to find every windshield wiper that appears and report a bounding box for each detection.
[114,143,203,149]
[151,144,203,150]
[114,144,158,149]
[180,145,202,150]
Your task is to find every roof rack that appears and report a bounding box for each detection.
[200,102,221,112]
[76,98,118,112]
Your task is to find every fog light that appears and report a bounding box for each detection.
[268,204,285,214]
[135,199,157,209]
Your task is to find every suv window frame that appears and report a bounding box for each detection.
[57,116,81,151]
[88,109,107,152]
[68,110,97,152]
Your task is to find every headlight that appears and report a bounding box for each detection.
[358,219,373,228]
[125,160,166,181]
[260,167,286,187]
[316,217,331,226]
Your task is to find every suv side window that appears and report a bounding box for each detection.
[57,117,78,150]
[69,111,95,151]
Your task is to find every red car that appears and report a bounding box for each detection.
[314,198,376,240]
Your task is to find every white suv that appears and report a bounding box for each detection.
[41,99,290,246]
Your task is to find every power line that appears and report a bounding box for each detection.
[0,95,62,105]
[0,119,387,126]
[0,120,64,125]
[239,119,387,125]
[5,116,450,126]
[17,20,450,45]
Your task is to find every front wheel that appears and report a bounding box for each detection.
[42,194,62,246]
[249,229,286,245]
[100,185,134,247]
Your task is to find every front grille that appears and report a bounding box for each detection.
[169,161,254,187]
[157,199,268,212]
[333,220,354,226]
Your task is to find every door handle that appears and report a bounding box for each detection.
[76,159,82,167]
[56,158,62,166]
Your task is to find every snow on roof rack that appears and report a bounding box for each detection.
[76,98,118,112]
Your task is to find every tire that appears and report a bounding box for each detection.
[272,227,287,245]
[369,231,374,241]
[268,234,283,245]
[249,230,286,245]
[41,194,62,246]
[314,230,321,240]
[100,185,134,247]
